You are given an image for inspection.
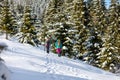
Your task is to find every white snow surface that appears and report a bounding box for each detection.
[0,61,10,80]
[0,38,120,80]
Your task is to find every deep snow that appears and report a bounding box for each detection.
[0,38,120,80]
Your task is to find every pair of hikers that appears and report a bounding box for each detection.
[45,37,62,57]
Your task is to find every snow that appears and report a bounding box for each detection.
[0,42,8,48]
[0,61,10,80]
[0,38,120,80]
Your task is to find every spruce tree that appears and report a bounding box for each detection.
[63,0,75,58]
[97,0,120,72]
[70,0,89,59]
[0,0,17,39]
[19,5,39,46]
[39,0,56,45]
[83,32,102,66]
[83,0,106,66]
[87,0,107,35]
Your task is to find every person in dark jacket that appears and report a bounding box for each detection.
[45,37,51,54]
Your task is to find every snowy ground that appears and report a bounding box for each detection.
[0,38,120,80]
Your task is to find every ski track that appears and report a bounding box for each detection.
[3,48,95,80]
[44,53,81,80]
[44,53,94,80]
[46,54,57,80]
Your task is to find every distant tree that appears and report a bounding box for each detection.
[16,4,24,14]
[19,5,39,46]
[0,0,17,39]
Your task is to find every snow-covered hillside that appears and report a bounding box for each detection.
[1,38,120,80]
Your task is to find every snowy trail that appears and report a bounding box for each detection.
[1,39,120,80]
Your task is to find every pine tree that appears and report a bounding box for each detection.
[0,0,17,39]
[83,0,106,66]
[69,0,89,59]
[42,0,60,52]
[62,0,73,57]
[87,0,107,35]
[97,0,120,72]
[83,32,102,66]
[116,2,120,54]
[41,0,59,41]
[19,5,39,46]
[38,0,55,45]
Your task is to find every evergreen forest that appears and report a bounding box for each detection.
[0,0,120,73]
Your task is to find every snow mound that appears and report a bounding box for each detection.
[0,61,10,80]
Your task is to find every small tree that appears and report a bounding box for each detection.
[19,5,39,46]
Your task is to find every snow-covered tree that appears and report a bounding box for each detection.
[42,0,60,52]
[83,0,106,66]
[97,0,120,72]
[62,0,75,58]
[0,0,17,39]
[83,32,102,66]
[87,0,107,35]
[69,0,89,59]
[19,5,39,46]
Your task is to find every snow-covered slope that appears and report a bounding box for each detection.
[1,38,120,80]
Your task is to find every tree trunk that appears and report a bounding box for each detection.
[5,33,8,39]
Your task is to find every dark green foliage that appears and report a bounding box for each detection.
[70,0,89,59]
[97,0,120,72]
[0,0,18,39]
[83,32,102,66]
[19,5,39,46]
[16,4,24,14]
